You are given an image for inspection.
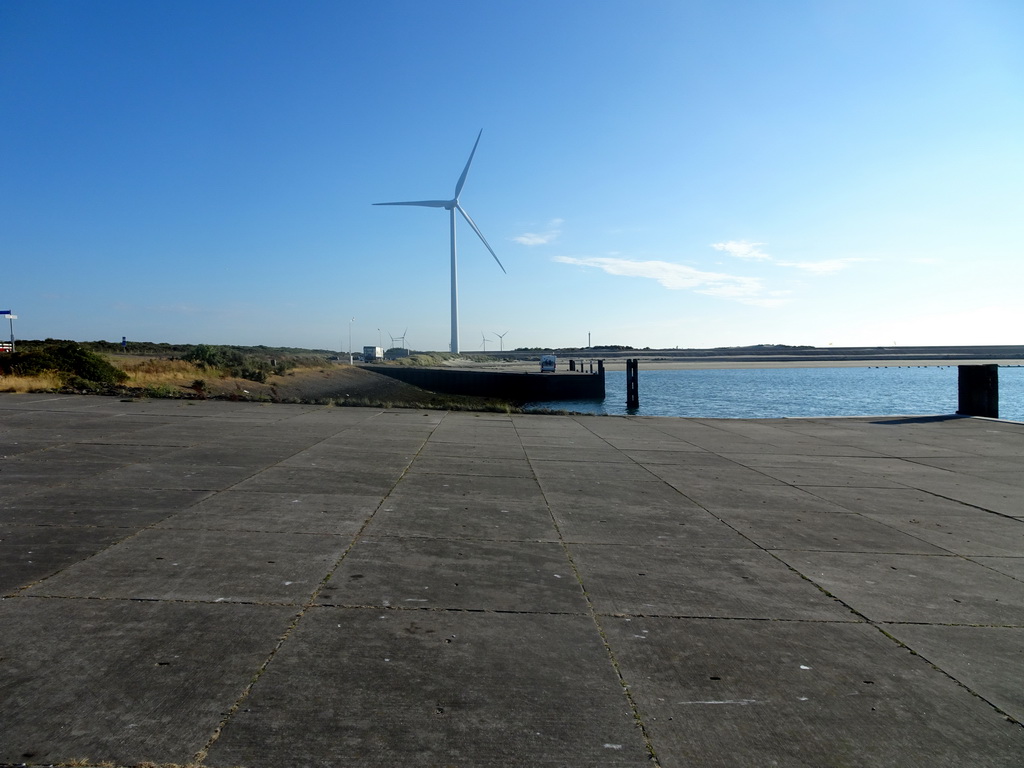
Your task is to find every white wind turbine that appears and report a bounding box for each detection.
[374,130,505,354]
[494,330,509,352]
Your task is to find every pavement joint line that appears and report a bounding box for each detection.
[5,403,1024,763]
[0,417,336,598]
[871,623,1024,727]
[901,485,1024,522]
[11,592,325,609]
[679,489,876,626]
[752,539,1024,727]
[596,612,869,623]
[312,603,591,616]
[793,485,1024,561]
[879,620,1024,628]
[193,408,442,763]
[515,416,664,767]
[968,559,1024,585]
[3,527,144,599]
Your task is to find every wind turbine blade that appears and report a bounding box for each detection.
[456,204,506,274]
[374,200,451,208]
[453,129,483,200]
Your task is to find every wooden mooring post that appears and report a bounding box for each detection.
[626,358,639,409]
[957,364,998,418]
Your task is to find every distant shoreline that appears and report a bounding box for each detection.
[449,346,1024,373]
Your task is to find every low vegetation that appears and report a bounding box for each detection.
[0,340,128,391]
[0,339,522,412]
[382,351,497,366]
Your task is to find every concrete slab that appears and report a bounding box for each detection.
[751,464,909,488]
[0,487,210,527]
[539,478,696,510]
[25,441,181,462]
[0,524,129,594]
[676,482,855,515]
[805,485,987,516]
[405,454,535,478]
[155,490,381,534]
[603,617,1024,767]
[368,494,559,542]
[714,508,948,553]
[416,439,527,460]
[971,556,1024,580]
[898,477,1024,518]
[530,458,664,484]
[25,528,349,604]
[884,624,1024,721]
[617,447,711,463]
[521,443,633,462]
[204,608,650,768]
[773,550,1024,624]
[158,442,309,466]
[853,508,1024,557]
[0,456,126,486]
[551,505,757,549]
[80,461,260,491]
[0,598,294,767]
[645,463,786,490]
[232,465,404,495]
[277,452,416,478]
[1,397,1022,767]
[570,544,857,621]
[384,471,547,506]
[321,536,587,613]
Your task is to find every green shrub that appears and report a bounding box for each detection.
[0,341,127,385]
[182,344,222,368]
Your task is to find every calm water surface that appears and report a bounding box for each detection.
[526,366,1024,421]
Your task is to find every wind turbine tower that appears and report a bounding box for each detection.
[374,130,505,354]
[494,330,509,352]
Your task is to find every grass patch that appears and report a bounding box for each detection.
[115,357,206,388]
[0,372,63,392]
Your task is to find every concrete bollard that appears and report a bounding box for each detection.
[957,364,998,418]
[626,358,639,409]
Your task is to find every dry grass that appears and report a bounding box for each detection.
[0,372,63,392]
[113,357,207,388]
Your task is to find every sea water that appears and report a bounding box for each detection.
[525,366,1024,421]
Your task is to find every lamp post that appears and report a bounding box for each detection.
[349,317,355,365]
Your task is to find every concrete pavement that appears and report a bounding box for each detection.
[1,394,1022,767]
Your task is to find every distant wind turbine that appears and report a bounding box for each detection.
[480,331,490,352]
[374,130,506,354]
[494,330,508,352]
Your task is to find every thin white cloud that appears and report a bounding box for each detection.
[555,256,785,306]
[513,218,563,246]
[775,257,874,274]
[711,240,772,260]
[713,240,873,276]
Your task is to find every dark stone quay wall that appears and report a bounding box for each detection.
[365,365,605,402]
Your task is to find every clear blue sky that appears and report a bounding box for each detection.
[2,0,1022,352]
